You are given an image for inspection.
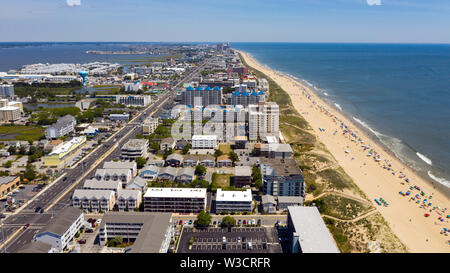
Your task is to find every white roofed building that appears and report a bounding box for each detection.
[215,189,252,213]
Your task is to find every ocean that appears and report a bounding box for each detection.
[231,43,450,189]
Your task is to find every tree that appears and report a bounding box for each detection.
[150,141,160,151]
[221,216,236,227]
[18,146,27,156]
[252,165,262,189]
[135,157,147,169]
[163,148,173,160]
[214,149,223,158]
[195,165,206,176]
[196,211,212,227]
[7,146,16,155]
[28,145,37,156]
[24,163,37,181]
[228,151,239,163]
[182,143,191,155]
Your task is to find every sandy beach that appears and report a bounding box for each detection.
[237,49,450,252]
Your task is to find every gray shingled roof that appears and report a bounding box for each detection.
[39,207,83,236]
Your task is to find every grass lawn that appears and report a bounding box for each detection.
[212,173,232,188]
[0,126,45,141]
[218,144,231,154]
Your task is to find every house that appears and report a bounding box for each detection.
[139,165,160,180]
[182,154,198,167]
[147,159,165,167]
[33,207,84,253]
[175,139,189,150]
[231,166,252,188]
[165,153,182,167]
[261,195,277,214]
[72,189,116,212]
[175,167,195,184]
[118,189,142,211]
[216,155,232,167]
[126,176,148,193]
[199,154,215,167]
[160,137,175,151]
[103,161,138,177]
[158,166,177,181]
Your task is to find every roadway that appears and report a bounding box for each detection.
[0,56,213,253]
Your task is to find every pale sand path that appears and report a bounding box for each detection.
[237,50,450,252]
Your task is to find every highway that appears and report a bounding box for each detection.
[0,56,213,253]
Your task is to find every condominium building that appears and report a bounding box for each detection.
[260,158,305,199]
[98,212,173,253]
[103,161,138,177]
[33,207,84,253]
[182,85,222,107]
[0,106,20,122]
[121,139,148,160]
[0,84,14,98]
[142,117,159,135]
[215,189,252,213]
[94,168,133,188]
[117,189,142,211]
[82,179,122,196]
[287,206,339,253]
[248,102,279,141]
[143,187,207,213]
[45,115,76,139]
[191,134,217,149]
[72,189,116,212]
[116,95,151,107]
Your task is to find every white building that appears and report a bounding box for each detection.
[121,139,149,160]
[0,106,20,122]
[33,207,84,253]
[103,161,138,177]
[215,189,252,213]
[72,189,116,212]
[0,84,14,98]
[117,189,142,211]
[287,206,339,253]
[191,134,217,149]
[248,102,279,141]
[144,187,207,213]
[116,95,151,107]
[142,117,159,135]
[45,115,76,139]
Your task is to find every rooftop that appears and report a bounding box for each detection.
[288,206,339,253]
[216,189,252,203]
[144,187,207,199]
[38,207,83,236]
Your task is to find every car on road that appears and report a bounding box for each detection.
[243,220,246,225]
[257,219,261,226]
[96,219,102,225]
[34,206,41,212]
[24,223,30,229]
[39,209,44,213]
[188,220,192,225]
[179,220,183,225]
[237,220,241,226]
[213,221,216,226]
[0,214,5,219]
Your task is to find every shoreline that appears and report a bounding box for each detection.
[236,49,450,252]
[283,73,450,200]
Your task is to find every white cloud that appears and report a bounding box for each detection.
[66,0,81,7]
[366,0,381,6]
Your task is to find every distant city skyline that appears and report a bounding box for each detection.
[1,0,449,43]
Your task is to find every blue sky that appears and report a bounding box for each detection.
[1,0,449,43]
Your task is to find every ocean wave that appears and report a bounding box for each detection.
[352,117,381,137]
[428,171,450,188]
[324,92,329,96]
[334,103,342,111]
[416,152,432,166]
[304,80,313,87]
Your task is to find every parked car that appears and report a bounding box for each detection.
[85,228,93,233]
[0,214,5,219]
[78,239,86,244]
[188,220,192,225]
[243,220,247,225]
[39,209,44,213]
[34,206,41,213]
[179,220,183,225]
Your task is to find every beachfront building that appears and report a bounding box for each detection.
[121,139,148,160]
[191,135,217,149]
[215,189,252,213]
[260,158,305,199]
[287,206,339,253]
[98,212,173,253]
[43,136,86,166]
[248,102,279,141]
[143,187,207,213]
[45,115,76,139]
[33,207,84,253]
[116,95,151,107]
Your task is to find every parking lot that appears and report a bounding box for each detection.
[178,226,283,253]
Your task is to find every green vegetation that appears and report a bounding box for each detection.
[221,216,236,227]
[195,165,207,176]
[218,144,231,154]
[135,157,147,169]
[196,211,212,227]
[251,165,262,190]
[0,125,45,141]
[211,173,231,188]
[106,236,124,247]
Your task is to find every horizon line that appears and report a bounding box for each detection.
[0,41,450,45]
